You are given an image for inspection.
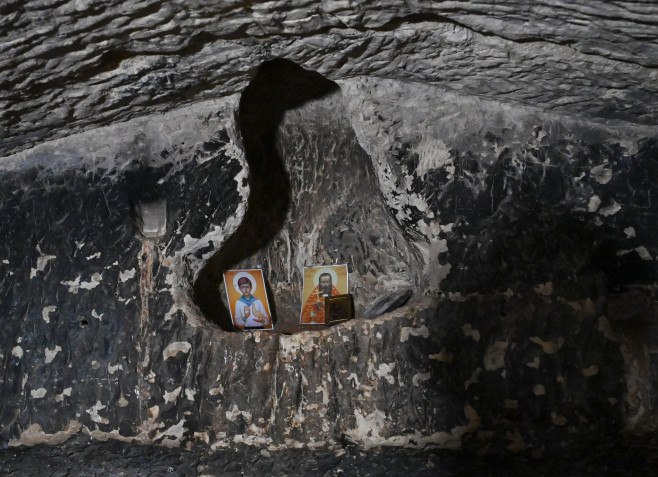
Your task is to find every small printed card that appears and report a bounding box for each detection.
[223,269,274,331]
[300,264,348,324]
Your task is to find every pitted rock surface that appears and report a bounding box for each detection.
[1,433,657,477]
[2,1,658,156]
[2,0,658,461]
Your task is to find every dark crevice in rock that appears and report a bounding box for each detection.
[193,59,340,331]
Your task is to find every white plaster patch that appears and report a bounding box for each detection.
[462,324,480,342]
[534,282,553,296]
[118,393,129,407]
[162,341,191,360]
[146,370,156,383]
[154,419,187,447]
[86,252,101,260]
[412,372,431,386]
[55,387,72,403]
[11,346,23,358]
[164,386,182,403]
[8,421,82,447]
[164,304,181,322]
[635,246,652,261]
[315,384,329,406]
[62,273,102,294]
[349,409,387,441]
[483,341,508,370]
[587,195,601,212]
[373,363,396,384]
[530,336,564,354]
[108,363,123,374]
[30,247,56,278]
[429,348,453,362]
[465,368,482,390]
[86,401,109,424]
[590,164,612,184]
[624,227,636,238]
[92,309,103,320]
[119,268,136,282]
[45,345,61,364]
[225,405,252,423]
[598,199,622,216]
[42,305,57,323]
[31,388,47,399]
[526,357,541,369]
[347,373,361,388]
[185,389,197,402]
[278,333,318,360]
[400,325,430,342]
[582,365,599,377]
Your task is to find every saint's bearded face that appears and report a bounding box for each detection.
[319,274,332,297]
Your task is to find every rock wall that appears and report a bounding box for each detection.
[1,64,657,454]
[2,1,658,156]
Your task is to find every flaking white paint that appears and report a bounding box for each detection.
[62,273,102,294]
[42,305,57,323]
[400,325,429,342]
[31,388,47,398]
[44,345,61,363]
[162,341,191,360]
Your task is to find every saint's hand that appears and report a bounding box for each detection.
[252,307,269,325]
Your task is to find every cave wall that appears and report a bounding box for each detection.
[1,66,658,454]
[3,1,658,157]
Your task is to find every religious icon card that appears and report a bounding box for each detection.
[300,264,349,324]
[223,269,274,331]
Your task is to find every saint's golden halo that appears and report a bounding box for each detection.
[232,270,258,294]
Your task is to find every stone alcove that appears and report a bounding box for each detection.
[1,56,657,453]
[193,59,421,334]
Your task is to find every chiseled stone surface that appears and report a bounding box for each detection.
[1,71,657,452]
[1,1,658,156]
[1,0,658,457]
[2,433,657,476]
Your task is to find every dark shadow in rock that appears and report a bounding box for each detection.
[366,289,413,318]
[194,59,340,330]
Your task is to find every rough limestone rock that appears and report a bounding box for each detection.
[1,0,658,458]
[1,1,658,155]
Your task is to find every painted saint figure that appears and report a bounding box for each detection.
[301,272,340,324]
[234,276,271,330]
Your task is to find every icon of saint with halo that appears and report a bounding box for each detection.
[300,265,348,324]
[224,269,273,330]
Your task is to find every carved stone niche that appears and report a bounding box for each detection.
[193,60,421,334]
